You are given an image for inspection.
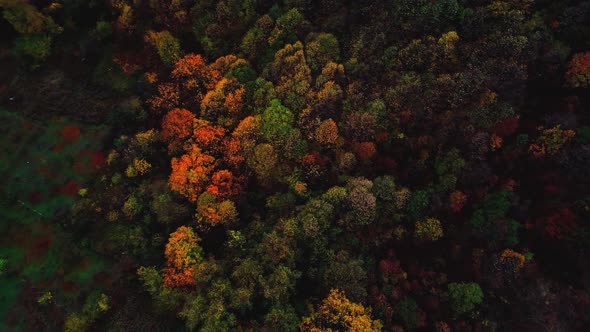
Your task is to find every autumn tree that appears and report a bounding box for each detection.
[161,108,196,151]
[434,31,460,71]
[247,143,278,186]
[192,120,226,153]
[110,0,135,33]
[222,137,245,168]
[415,218,444,241]
[232,115,262,154]
[353,141,377,162]
[169,145,216,202]
[150,54,221,113]
[196,192,238,226]
[343,178,377,229]
[162,226,203,288]
[206,169,241,199]
[529,125,576,157]
[200,77,245,124]
[314,80,344,117]
[343,111,377,141]
[144,30,183,66]
[314,118,339,147]
[301,151,327,179]
[300,289,382,332]
[209,54,248,77]
[565,52,590,88]
[449,190,467,212]
[267,41,312,112]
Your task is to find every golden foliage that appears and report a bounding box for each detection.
[529,125,575,157]
[500,249,526,270]
[315,118,339,146]
[300,289,382,332]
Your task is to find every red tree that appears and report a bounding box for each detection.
[161,108,195,150]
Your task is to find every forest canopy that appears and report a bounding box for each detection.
[1,0,590,331]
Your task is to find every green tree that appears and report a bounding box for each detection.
[268,8,303,46]
[305,32,340,71]
[145,30,183,66]
[13,34,51,64]
[263,304,299,332]
[260,265,300,302]
[447,282,484,315]
[323,251,368,303]
[394,297,419,329]
[1,0,61,67]
[435,148,465,193]
[470,190,520,246]
[372,175,396,203]
[407,189,431,220]
[261,99,295,144]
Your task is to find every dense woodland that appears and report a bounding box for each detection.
[1,0,590,331]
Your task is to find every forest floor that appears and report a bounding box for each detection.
[0,108,110,330]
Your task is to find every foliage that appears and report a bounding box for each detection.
[305,32,340,72]
[261,99,294,144]
[565,52,590,88]
[13,34,52,64]
[529,125,576,157]
[163,226,203,288]
[447,282,484,315]
[407,190,431,220]
[169,145,216,202]
[415,217,444,241]
[300,289,382,332]
[2,0,590,330]
[145,30,183,66]
[394,297,419,329]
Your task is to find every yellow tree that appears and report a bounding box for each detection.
[267,42,312,112]
[300,289,382,332]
